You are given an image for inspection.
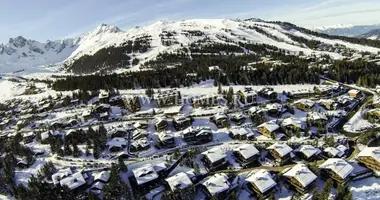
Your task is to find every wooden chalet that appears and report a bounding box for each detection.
[319,158,354,185]
[267,143,293,165]
[157,131,175,148]
[237,88,257,105]
[130,138,150,152]
[245,169,277,199]
[201,147,228,171]
[106,137,127,152]
[257,121,280,138]
[172,115,192,130]
[231,112,246,125]
[319,99,339,110]
[130,163,167,191]
[296,145,321,161]
[153,117,168,131]
[22,132,35,144]
[282,164,317,194]
[356,147,380,171]
[307,112,328,126]
[258,87,278,101]
[182,126,213,145]
[348,89,362,98]
[201,173,235,199]
[210,112,230,128]
[109,95,123,107]
[233,144,259,167]
[293,99,315,111]
[99,91,110,104]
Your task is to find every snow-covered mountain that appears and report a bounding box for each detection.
[0,23,127,73]
[2,19,380,74]
[358,29,380,40]
[314,24,380,37]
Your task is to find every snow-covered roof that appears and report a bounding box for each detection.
[132,164,159,186]
[357,147,380,163]
[99,91,109,99]
[82,109,92,117]
[23,132,34,138]
[246,169,276,193]
[158,131,174,141]
[91,181,105,190]
[99,112,109,118]
[308,112,328,121]
[214,112,228,120]
[235,144,259,159]
[59,171,86,190]
[202,173,230,196]
[153,116,166,124]
[229,127,249,137]
[107,137,127,149]
[93,171,110,182]
[319,158,354,179]
[336,145,348,153]
[298,145,321,158]
[52,168,73,185]
[202,147,226,163]
[163,106,183,115]
[40,131,50,140]
[258,121,280,133]
[165,172,193,191]
[281,117,306,129]
[324,147,344,157]
[294,99,315,108]
[348,89,360,95]
[132,138,150,148]
[283,164,317,187]
[267,143,293,157]
[266,103,282,111]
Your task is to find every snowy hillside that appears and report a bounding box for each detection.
[359,28,380,40]
[315,24,380,37]
[2,19,380,74]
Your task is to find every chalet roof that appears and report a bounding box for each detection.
[266,103,283,111]
[281,117,306,129]
[99,91,109,99]
[93,171,110,182]
[258,121,280,133]
[324,147,344,157]
[82,109,92,117]
[132,164,159,185]
[52,168,73,185]
[294,99,315,108]
[214,112,228,120]
[357,147,380,163]
[267,143,293,157]
[202,173,230,196]
[91,181,105,190]
[248,106,260,114]
[235,144,259,159]
[40,131,50,141]
[23,132,34,138]
[202,147,226,163]
[336,145,348,153]
[246,169,276,193]
[283,164,317,187]
[158,131,174,141]
[107,137,127,149]
[165,172,193,191]
[232,112,246,120]
[348,89,360,95]
[308,112,328,121]
[298,145,321,158]
[229,128,249,137]
[163,106,183,115]
[319,158,354,179]
[153,117,166,125]
[132,138,150,148]
[59,171,86,190]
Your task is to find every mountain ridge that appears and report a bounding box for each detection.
[2,19,380,74]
